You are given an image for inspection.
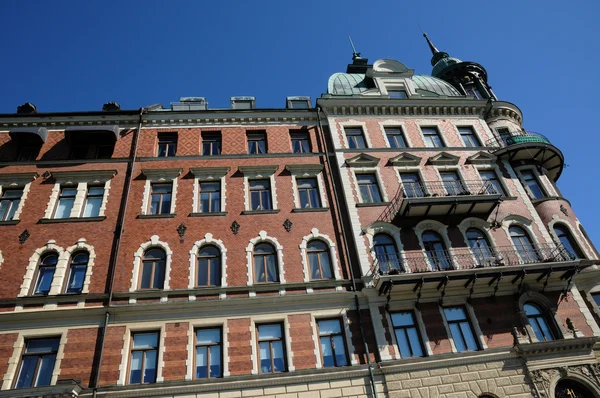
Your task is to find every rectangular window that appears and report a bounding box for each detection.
[478,170,505,196]
[15,338,60,389]
[357,174,382,203]
[149,183,172,215]
[247,132,267,154]
[400,173,424,198]
[17,146,40,162]
[317,319,348,367]
[249,179,272,210]
[54,187,77,219]
[592,293,600,308]
[82,186,104,217]
[202,132,221,156]
[388,90,408,99]
[345,127,367,149]
[0,188,23,221]
[290,131,311,153]
[440,171,466,196]
[71,144,114,160]
[129,332,159,384]
[157,133,177,157]
[297,178,321,209]
[199,181,221,213]
[520,170,546,199]
[421,127,445,148]
[464,84,484,99]
[290,100,310,109]
[234,100,253,109]
[458,127,481,147]
[385,127,408,148]
[443,307,479,352]
[257,324,286,374]
[195,328,222,379]
[391,312,425,358]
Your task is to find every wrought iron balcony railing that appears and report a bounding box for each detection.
[485,130,552,148]
[371,243,576,278]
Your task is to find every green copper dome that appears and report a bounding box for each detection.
[432,55,462,77]
[327,73,461,97]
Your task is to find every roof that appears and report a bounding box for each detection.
[327,73,462,97]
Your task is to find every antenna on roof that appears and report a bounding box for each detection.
[348,36,361,60]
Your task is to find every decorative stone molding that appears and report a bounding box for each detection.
[338,120,372,149]
[466,151,497,164]
[517,290,569,342]
[377,120,415,149]
[129,235,173,293]
[140,169,182,215]
[245,230,285,287]
[528,364,600,398]
[239,166,279,211]
[389,152,421,167]
[286,164,328,209]
[63,238,96,294]
[427,152,460,166]
[414,220,456,270]
[548,217,592,259]
[299,228,341,287]
[345,153,380,168]
[363,221,407,273]
[117,324,167,386]
[188,233,228,292]
[19,240,65,297]
[190,167,229,213]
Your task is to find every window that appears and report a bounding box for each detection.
[478,170,505,196]
[202,132,221,156]
[247,132,267,154]
[17,146,40,162]
[254,243,278,283]
[290,100,310,109]
[509,226,539,263]
[466,229,494,265]
[257,324,286,373]
[374,234,401,273]
[249,179,272,210]
[443,307,479,352]
[0,188,23,221]
[33,253,58,295]
[464,84,484,100]
[458,127,481,147]
[423,231,451,271]
[70,143,114,160]
[356,174,382,203]
[307,240,333,280]
[345,128,367,149]
[157,133,177,157]
[297,178,321,209]
[592,293,600,307]
[64,252,88,294]
[234,99,253,109]
[554,225,583,260]
[520,170,545,199]
[390,312,424,358]
[290,131,311,153]
[195,328,222,379]
[317,319,348,367]
[54,187,77,219]
[400,173,424,198]
[388,90,408,99]
[15,338,60,389]
[82,186,104,217]
[524,303,555,342]
[199,182,221,213]
[385,127,407,148]
[421,127,445,148]
[139,248,166,289]
[197,246,221,287]
[129,332,159,384]
[149,183,172,215]
[440,171,466,196]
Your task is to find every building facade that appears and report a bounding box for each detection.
[0,39,599,398]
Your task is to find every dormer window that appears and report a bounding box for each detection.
[65,126,119,160]
[388,90,408,99]
[286,96,312,109]
[8,127,48,162]
[231,97,256,109]
[464,84,484,100]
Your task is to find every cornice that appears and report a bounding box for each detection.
[50,169,117,182]
[238,165,278,175]
[189,167,230,177]
[0,116,139,131]
[141,168,183,179]
[142,109,318,127]
[0,172,38,184]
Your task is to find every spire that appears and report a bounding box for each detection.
[423,32,439,55]
[420,30,449,67]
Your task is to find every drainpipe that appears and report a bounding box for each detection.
[316,106,379,398]
[92,106,147,397]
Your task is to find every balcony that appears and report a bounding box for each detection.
[379,180,502,222]
[486,130,564,181]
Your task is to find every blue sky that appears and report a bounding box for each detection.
[1,0,599,244]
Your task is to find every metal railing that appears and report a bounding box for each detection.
[485,130,551,148]
[379,180,501,223]
[371,243,576,278]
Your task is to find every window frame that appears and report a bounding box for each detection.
[420,126,445,148]
[247,132,267,155]
[148,183,173,215]
[290,130,311,153]
[196,245,221,287]
[442,306,481,353]
[316,318,349,368]
[202,132,222,156]
[296,177,322,209]
[356,173,383,204]
[31,252,59,296]
[249,179,273,211]
[198,181,222,213]
[63,251,89,294]
[477,169,506,196]
[52,186,78,219]
[157,132,178,157]
[14,337,61,389]
[139,248,166,290]
[518,168,547,199]
[193,327,223,379]
[253,242,279,284]
[128,331,160,385]
[0,188,24,221]
[390,310,426,359]
[553,224,584,260]
[524,303,556,342]
[82,185,104,218]
[256,323,287,374]
[457,126,481,148]
[307,240,333,280]
[344,127,367,149]
[384,127,408,149]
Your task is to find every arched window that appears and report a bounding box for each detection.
[509,226,539,263]
[555,379,595,398]
[197,245,221,286]
[140,248,166,289]
[422,231,451,270]
[64,252,89,294]
[33,253,58,295]
[254,243,278,283]
[554,225,583,260]
[466,228,494,266]
[307,240,333,280]
[373,234,401,273]
[524,303,555,342]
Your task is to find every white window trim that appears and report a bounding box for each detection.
[191,167,229,213]
[239,166,279,211]
[350,168,389,204]
[548,217,592,259]
[378,120,413,149]
[2,329,68,390]
[384,304,433,359]
[417,122,447,148]
[188,233,228,296]
[339,120,372,150]
[63,238,96,294]
[140,168,182,215]
[474,164,512,197]
[186,320,230,380]
[439,301,487,353]
[363,221,409,274]
[299,228,341,287]
[514,166,550,200]
[311,310,358,368]
[457,217,500,266]
[0,173,37,221]
[414,220,457,270]
[245,230,285,287]
[129,235,173,293]
[582,286,600,337]
[0,249,3,269]
[45,172,114,219]
[286,165,328,209]
[250,315,295,375]
[19,240,65,297]
[117,324,166,386]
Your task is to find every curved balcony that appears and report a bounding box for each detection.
[486,130,564,181]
